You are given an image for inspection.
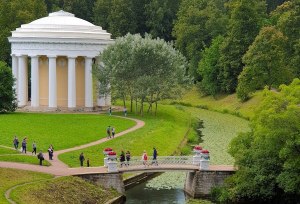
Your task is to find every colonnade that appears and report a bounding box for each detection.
[11,54,94,109]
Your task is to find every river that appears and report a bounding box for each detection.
[125,172,189,204]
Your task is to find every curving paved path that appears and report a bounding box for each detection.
[0,116,145,176]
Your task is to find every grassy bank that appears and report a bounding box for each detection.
[10,176,119,204]
[60,103,249,167]
[0,146,17,154]
[59,105,191,167]
[171,86,262,119]
[0,113,135,151]
[0,168,53,204]
[0,155,51,166]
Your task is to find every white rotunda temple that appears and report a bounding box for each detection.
[8,10,113,110]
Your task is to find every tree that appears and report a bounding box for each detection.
[173,0,228,80]
[0,0,47,64]
[272,0,300,76]
[198,35,224,96]
[218,0,267,93]
[0,61,17,113]
[214,78,300,203]
[237,26,291,101]
[94,34,190,115]
[145,0,180,41]
[93,0,145,38]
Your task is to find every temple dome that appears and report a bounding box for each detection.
[10,10,111,40]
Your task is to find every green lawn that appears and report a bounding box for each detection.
[0,113,136,151]
[59,105,192,167]
[185,107,249,165]
[59,104,249,167]
[10,176,119,204]
[171,86,262,119]
[0,155,51,166]
[0,146,18,154]
[0,168,53,204]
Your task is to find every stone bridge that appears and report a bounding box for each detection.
[75,156,236,198]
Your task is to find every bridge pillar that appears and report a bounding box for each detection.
[75,173,125,194]
[184,170,234,198]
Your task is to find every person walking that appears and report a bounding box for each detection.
[37,151,44,166]
[48,145,54,160]
[111,127,115,138]
[142,150,148,167]
[106,126,111,139]
[126,151,131,166]
[22,137,27,154]
[79,152,85,167]
[123,107,127,117]
[120,151,126,167]
[13,136,19,150]
[32,141,37,155]
[152,147,158,166]
[108,107,112,116]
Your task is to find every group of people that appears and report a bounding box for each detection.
[13,136,37,155]
[106,126,116,139]
[119,150,131,167]
[12,136,55,166]
[142,147,158,167]
[79,152,90,167]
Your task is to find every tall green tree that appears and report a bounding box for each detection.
[145,0,180,41]
[93,0,139,38]
[272,0,300,76]
[0,0,47,64]
[198,35,224,96]
[0,61,17,113]
[218,0,267,93]
[237,26,291,101]
[94,34,190,115]
[215,78,300,203]
[173,0,228,80]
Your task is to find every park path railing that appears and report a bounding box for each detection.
[116,156,194,168]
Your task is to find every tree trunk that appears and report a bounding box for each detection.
[135,99,138,114]
[123,95,126,108]
[130,96,133,112]
[155,101,158,116]
[140,99,144,116]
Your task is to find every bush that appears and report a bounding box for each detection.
[0,61,17,113]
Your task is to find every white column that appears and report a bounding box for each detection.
[11,54,18,95]
[85,57,93,107]
[48,56,57,108]
[68,56,76,108]
[17,55,28,107]
[30,56,39,107]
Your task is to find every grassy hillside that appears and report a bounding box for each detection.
[0,113,135,151]
[10,176,119,204]
[60,104,249,167]
[0,168,53,204]
[59,105,192,167]
[171,86,263,119]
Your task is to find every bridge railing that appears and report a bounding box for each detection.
[117,156,194,168]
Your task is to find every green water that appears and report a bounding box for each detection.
[125,172,189,204]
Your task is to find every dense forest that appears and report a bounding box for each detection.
[0,0,297,101]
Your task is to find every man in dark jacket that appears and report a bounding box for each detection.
[79,152,85,167]
[37,151,44,166]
